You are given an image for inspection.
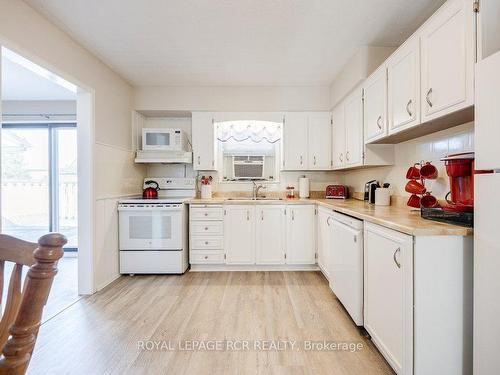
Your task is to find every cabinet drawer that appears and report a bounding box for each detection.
[191,236,223,250]
[190,221,224,235]
[190,207,224,221]
[190,251,224,264]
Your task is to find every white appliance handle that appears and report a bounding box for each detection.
[118,205,181,211]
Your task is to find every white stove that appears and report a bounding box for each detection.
[117,178,195,275]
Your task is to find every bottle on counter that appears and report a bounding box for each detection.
[286,186,295,199]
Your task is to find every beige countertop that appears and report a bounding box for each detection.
[187,197,473,237]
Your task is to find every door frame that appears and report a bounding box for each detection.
[0,42,96,295]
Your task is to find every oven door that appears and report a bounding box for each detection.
[119,205,182,250]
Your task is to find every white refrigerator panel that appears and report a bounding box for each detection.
[476,50,500,170]
[474,173,500,374]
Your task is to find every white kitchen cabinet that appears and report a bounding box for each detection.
[192,112,217,170]
[286,205,316,264]
[420,0,474,123]
[308,112,332,170]
[344,88,364,167]
[256,205,286,265]
[364,223,413,375]
[317,207,333,279]
[477,0,500,61]
[332,104,345,169]
[282,112,308,170]
[364,65,388,143]
[224,206,255,264]
[388,36,420,134]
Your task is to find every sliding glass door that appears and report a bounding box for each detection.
[1,123,77,250]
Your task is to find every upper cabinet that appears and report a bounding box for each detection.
[477,0,500,61]
[308,112,333,170]
[364,65,388,143]
[344,89,364,167]
[282,112,332,171]
[282,112,308,170]
[387,36,420,135]
[420,0,474,123]
[333,86,394,171]
[332,104,346,169]
[192,112,217,170]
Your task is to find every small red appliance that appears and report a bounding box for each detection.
[326,185,348,199]
[142,180,159,199]
[441,152,475,212]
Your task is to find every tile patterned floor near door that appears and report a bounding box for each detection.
[27,272,394,375]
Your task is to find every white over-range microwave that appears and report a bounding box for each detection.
[142,128,189,151]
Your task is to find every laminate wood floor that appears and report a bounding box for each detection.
[28,271,394,375]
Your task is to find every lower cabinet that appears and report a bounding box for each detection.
[286,205,316,264]
[364,222,413,375]
[221,204,316,266]
[317,206,333,279]
[224,205,256,265]
[256,205,286,265]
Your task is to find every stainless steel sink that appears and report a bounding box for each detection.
[226,197,283,201]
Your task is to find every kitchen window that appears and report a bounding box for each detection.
[216,120,281,183]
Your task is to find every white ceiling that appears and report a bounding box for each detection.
[2,54,76,100]
[26,0,445,86]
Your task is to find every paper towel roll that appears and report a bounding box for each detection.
[299,177,310,198]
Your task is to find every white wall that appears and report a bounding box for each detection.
[343,122,474,200]
[329,46,395,108]
[135,86,331,112]
[0,0,146,293]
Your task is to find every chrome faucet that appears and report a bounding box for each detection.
[252,181,266,199]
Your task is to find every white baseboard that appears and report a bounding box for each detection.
[189,264,320,272]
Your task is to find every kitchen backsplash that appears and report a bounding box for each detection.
[343,121,474,200]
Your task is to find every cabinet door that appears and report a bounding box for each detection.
[364,223,413,375]
[364,66,388,143]
[388,36,420,134]
[317,207,332,279]
[475,50,500,170]
[224,206,255,264]
[282,112,308,170]
[192,112,216,170]
[308,112,332,170]
[477,0,500,61]
[286,205,315,264]
[332,105,345,169]
[344,88,364,167]
[420,0,474,122]
[256,205,286,265]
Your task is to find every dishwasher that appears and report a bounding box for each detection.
[330,212,364,326]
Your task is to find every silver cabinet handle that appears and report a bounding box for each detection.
[204,227,208,231]
[247,210,250,221]
[197,156,201,165]
[204,241,209,245]
[326,216,332,226]
[346,151,350,161]
[354,235,357,243]
[300,155,303,165]
[313,156,317,165]
[339,153,343,163]
[204,255,208,259]
[406,99,413,117]
[377,115,383,129]
[261,210,264,221]
[291,210,295,221]
[426,88,433,107]
[393,247,401,268]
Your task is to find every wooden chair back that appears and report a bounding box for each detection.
[0,233,66,375]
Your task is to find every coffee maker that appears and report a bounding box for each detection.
[441,152,475,212]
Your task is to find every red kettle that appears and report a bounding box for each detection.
[142,180,159,199]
